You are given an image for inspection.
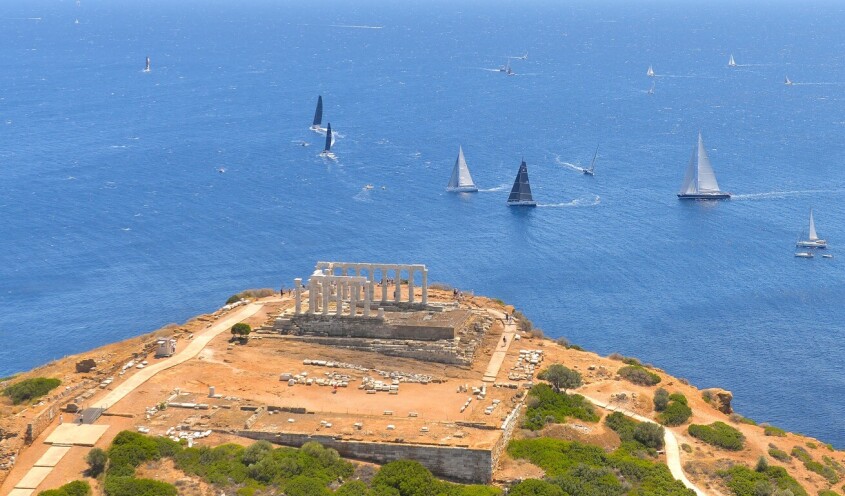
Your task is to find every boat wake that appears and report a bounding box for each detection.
[791,82,844,86]
[478,183,508,192]
[328,24,383,29]
[353,190,373,202]
[554,155,587,173]
[733,189,845,200]
[538,195,601,208]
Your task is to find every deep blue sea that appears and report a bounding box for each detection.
[2,0,844,446]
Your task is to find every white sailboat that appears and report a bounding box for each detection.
[784,76,793,86]
[583,145,598,176]
[647,81,655,95]
[507,159,537,207]
[796,210,827,248]
[143,56,151,73]
[446,146,478,193]
[647,65,655,77]
[728,54,736,67]
[677,133,730,200]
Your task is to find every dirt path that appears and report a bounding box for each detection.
[481,309,516,382]
[581,393,708,496]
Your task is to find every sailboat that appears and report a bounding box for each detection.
[507,159,537,207]
[796,210,827,248]
[583,145,599,176]
[319,122,336,159]
[143,56,151,73]
[648,81,655,95]
[784,76,793,86]
[728,54,736,67]
[677,133,730,200]
[446,146,478,192]
[647,65,655,77]
[310,95,324,132]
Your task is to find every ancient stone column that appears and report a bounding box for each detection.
[368,266,375,304]
[294,278,302,315]
[422,268,428,305]
[350,282,358,317]
[408,268,415,303]
[322,280,330,316]
[381,268,388,303]
[394,268,402,303]
[363,281,371,317]
[336,280,343,316]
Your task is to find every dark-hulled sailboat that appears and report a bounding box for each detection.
[677,133,730,200]
[144,56,151,73]
[310,95,324,132]
[320,122,336,159]
[507,159,537,207]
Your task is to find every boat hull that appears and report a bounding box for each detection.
[796,241,827,249]
[677,193,731,200]
[507,201,537,207]
[447,186,479,193]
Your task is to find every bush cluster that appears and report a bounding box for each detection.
[537,364,582,392]
[717,464,807,496]
[657,393,692,426]
[522,384,599,430]
[767,446,791,462]
[653,388,669,412]
[231,323,252,337]
[763,425,787,437]
[604,412,665,451]
[617,365,661,386]
[226,288,276,304]
[38,481,91,496]
[3,377,61,405]
[687,422,745,451]
[507,438,694,495]
[791,446,840,483]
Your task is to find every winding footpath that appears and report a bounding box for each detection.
[581,394,708,496]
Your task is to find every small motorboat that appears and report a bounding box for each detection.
[794,251,814,258]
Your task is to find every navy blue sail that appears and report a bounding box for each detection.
[507,160,537,206]
[323,122,332,152]
[311,95,323,129]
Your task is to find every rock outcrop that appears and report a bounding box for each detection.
[702,388,733,414]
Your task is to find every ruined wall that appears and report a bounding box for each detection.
[296,336,467,366]
[491,404,523,471]
[235,431,493,483]
[278,315,454,341]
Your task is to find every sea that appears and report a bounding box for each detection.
[2,0,845,446]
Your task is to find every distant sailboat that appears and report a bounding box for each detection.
[583,145,599,176]
[728,54,736,67]
[648,81,655,95]
[677,133,730,200]
[320,122,336,159]
[310,96,324,132]
[784,76,793,86]
[143,56,151,73]
[446,146,478,193]
[507,159,537,207]
[796,210,827,248]
[647,65,655,77]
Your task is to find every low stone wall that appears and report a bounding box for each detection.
[296,336,467,366]
[278,314,454,341]
[491,404,523,471]
[234,431,493,483]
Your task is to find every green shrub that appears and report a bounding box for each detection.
[717,464,807,496]
[3,377,61,405]
[507,438,693,495]
[657,394,692,427]
[791,446,840,483]
[617,366,661,386]
[523,384,599,430]
[242,440,273,465]
[38,480,92,496]
[818,490,840,496]
[768,447,791,462]
[653,388,669,412]
[688,422,745,451]
[633,423,665,450]
[86,447,108,477]
[231,323,252,337]
[537,364,582,392]
[508,479,565,495]
[622,357,642,366]
[226,288,276,304]
[103,476,177,496]
[764,425,787,437]
[335,480,370,496]
[807,441,818,449]
[605,412,638,442]
[824,456,845,474]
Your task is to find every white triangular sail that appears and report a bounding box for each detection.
[695,133,721,193]
[647,65,655,77]
[809,210,819,241]
[447,146,477,191]
[678,142,698,195]
[728,54,736,67]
